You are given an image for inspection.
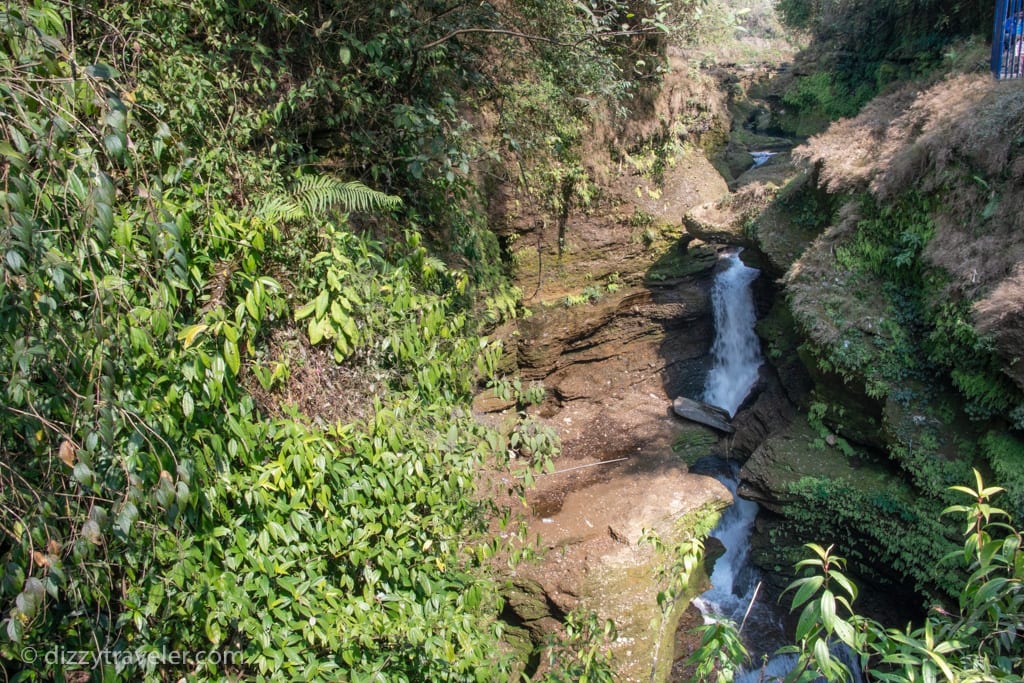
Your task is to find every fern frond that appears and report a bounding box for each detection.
[256,194,305,222]
[292,175,401,216]
[256,175,401,223]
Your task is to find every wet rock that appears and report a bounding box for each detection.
[738,415,893,514]
[728,367,797,461]
[672,396,735,434]
[702,536,726,577]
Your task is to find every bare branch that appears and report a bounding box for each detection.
[420,25,661,51]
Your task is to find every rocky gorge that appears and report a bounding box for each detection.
[473,20,1024,681]
[470,42,810,677]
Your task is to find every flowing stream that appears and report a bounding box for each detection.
[693,249,785,657]
[693,248,862,681]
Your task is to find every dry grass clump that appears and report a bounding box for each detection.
[974,264,1024,390]
[793,74,995,196]
[793,74,1024,294]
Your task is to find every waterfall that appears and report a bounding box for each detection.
[691,468,786,659]
[693,249,786,656]
[692,249,864,682]
[703,250,763,416]
[751,151,777,168]
[692,473,761,623]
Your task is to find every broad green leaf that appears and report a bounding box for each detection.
[308,319,324,345]
[789,575,824,609]
[820,589,836,632]
[6,617,23,643]
[178,324,209,348]
[294,300,317,320]
[813,637,831,675]
[224,340,241,375]
[314,289,329,319]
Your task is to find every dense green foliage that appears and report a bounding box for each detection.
[774,0,988,126]
[785,188,1024,596]
[0,0,706,680]
[811,190,1024,450]
[691,473,1024,682]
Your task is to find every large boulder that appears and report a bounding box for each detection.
[517,469,731,683]
[738,416,893,514]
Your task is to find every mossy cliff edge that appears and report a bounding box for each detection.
[743,72,1024,600]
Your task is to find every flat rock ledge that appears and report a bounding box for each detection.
[672,396,735,434]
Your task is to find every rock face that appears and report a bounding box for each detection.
[727,366,798,461]
[672,396,735,433]
[512,468,730,683]
[478,201,747,681]
[738,416,893,514]
[474,42,817,681]
[682,150,803,274]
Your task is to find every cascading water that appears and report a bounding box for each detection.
[703,250,763,416]
[693,248,864,682]
[750,151,777,168]
[693,248,785,656]
[691,473,766,626]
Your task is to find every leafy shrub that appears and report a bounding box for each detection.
[0,3,561,680]
[783,477,961,597]
[693,472,1024,682]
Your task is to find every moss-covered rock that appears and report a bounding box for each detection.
[578,499,727,683]
[738,414,892,514]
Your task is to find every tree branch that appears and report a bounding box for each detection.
[420,25,661,51]
[420,27,568,50]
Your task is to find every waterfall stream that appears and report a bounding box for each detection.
[702,250,763,417]
[692,248,863,682]
[693,249,785,657]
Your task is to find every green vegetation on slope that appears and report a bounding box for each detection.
[691,474,1023,682]
[773,0,989,131]
[0,0,711,680]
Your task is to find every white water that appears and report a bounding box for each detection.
[751,151,777,168]
[692,475,762,623]
[703,250,763,416]
[694,249,779,648]
[693,248,864,681]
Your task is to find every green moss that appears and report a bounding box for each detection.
[645,241,718,282]
[782,475,961,599]
[981,431,1024,519]
[755,298,800,363]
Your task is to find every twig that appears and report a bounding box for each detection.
[739,580,763,634]
[421,27,568,50]
[420,25,660,51]
[520,457,628,478]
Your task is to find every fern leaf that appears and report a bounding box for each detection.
[256,195,305,222]
[257,175,400,223]
[292,175,401,216]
